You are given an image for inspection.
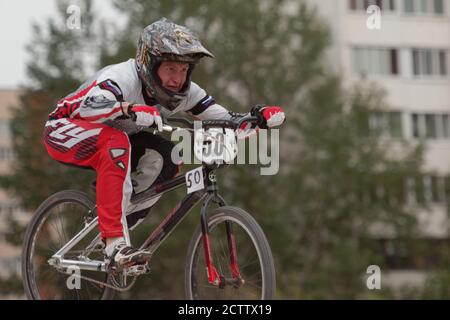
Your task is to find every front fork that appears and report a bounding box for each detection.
[200,169,243,288]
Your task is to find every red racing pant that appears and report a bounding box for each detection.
[43,118,132,240]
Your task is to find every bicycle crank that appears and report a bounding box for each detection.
[55,262,150,292]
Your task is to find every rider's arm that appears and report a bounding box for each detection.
[182,82,232,121]
[71,79,161,130]
[187,97,232,121]
[184,83,285,138]
[186,94,260,139]
[71,79,131,122]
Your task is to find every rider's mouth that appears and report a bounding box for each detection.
[166,86,180,92]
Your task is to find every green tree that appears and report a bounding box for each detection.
[0,0,98,294]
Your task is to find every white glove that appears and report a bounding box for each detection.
[130,105,163,132]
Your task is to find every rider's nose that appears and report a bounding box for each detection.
[172,74,183,86]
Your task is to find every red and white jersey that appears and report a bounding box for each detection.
[47,59,232,134]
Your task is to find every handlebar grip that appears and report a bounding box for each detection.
[161,125,174,132]
[201,119,237,129]
[152,124,174,135]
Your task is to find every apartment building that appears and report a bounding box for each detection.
[0,89,27,280]
[304,0,450,290]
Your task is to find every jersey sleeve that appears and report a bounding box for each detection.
[184,82,232,121]
[71,79,125,122]
[183,82,259,139]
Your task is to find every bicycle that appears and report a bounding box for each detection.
[22,114,276,300]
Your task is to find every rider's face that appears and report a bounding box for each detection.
[157,61,189,93]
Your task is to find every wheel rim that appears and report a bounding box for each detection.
[26,199,108,300]
[189,215,266,299]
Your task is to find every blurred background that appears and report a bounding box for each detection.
[0,0,449,299]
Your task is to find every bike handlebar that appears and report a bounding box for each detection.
[157,114,259,133]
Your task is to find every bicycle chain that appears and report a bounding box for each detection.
[56,267,138,292]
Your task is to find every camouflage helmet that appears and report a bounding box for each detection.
[135,18,214,111]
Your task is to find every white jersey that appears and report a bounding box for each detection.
[48,59,232,134]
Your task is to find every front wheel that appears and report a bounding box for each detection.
[185,206,276,299]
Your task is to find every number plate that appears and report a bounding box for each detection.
[194,128,238,164]
[185,167,205,194]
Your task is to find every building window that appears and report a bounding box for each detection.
[349,0,396,11]
[369,111,403,138]
[389,112,402,137]
[0,120,11,138]
[445,176,450,203]
[352,47,399,76]
[0,147,14,162]
[430,176,446,203]
[0,257,21,276]
[412,113,420,138]
[442,114,449,138]
[414,176,426,204]
[411,113,450,140]
[403,0,445,15]
[434,0,444,13]
[439,51,447,75]
[0,203,22,216]
[404,0,414,12]
[406,175,449,205]
[374,174,450,206]
[412,49,448,77]
[420,0,429,13]
[379,238,450,270]
[425,114,437,139]
[390,49,399,75]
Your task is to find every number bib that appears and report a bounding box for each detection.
[185,167,205,194]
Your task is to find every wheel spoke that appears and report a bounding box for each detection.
[23,192,112,300]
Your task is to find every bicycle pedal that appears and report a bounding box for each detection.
[95,242,106,250]
[124,263,151,276]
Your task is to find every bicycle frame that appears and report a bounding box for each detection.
[48,164,232,286]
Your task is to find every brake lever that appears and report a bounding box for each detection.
[236,115,259,129]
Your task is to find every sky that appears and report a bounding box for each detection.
[0,0,125,89]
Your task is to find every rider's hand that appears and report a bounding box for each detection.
[251,105,286,129]
[128,104,163,131]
